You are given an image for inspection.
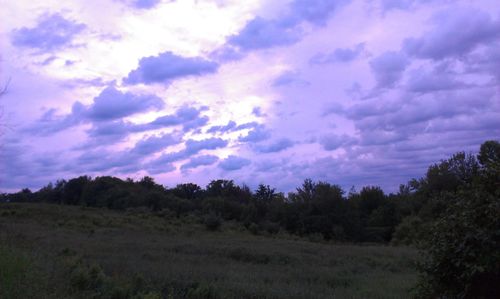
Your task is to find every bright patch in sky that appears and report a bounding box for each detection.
[1,0,499,192]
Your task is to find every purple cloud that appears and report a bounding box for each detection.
[256,138,295,153]
[150,106,209,132]
[320,134,356,151]
[124,51,219,85]
[144,137,228,173]
[219,155,251,171]
[180,155,219,171]
[3,0,500,194]
[225,0,349,53]
[228,17,302,50]
[185,137,228,155]
[272,71,310,87]
[86,86,164,121]
[310,43,365,64]
[403,8,500,60]
[287,0,350,26]
[26,86,164,136]
[238,126,271,143]
[131,133,182,155]
[406,66,471,93]
[207,120,237,134]
[11,13,86,51]
[131,0,161,9]
[369,51,409,88]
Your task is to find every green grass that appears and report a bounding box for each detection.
[0,203,419,298]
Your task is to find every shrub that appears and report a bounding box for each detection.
[391,216,425,246]
[261,221,280,234]
[416,189,500,299]
[247,222,260,235]
[203,213,222,231]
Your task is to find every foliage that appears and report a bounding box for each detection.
[414,140,500,298]
[416,189,500,298]
[0,202,419,299]
[203,213,222,231]
[2,140,499,298]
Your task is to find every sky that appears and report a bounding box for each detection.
[0,0,499,193]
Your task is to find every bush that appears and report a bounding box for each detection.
[203,213,222,231]
[416,189,500,299]
[391,216,425,246]
[261,221,280,234]
[247,222,260,235]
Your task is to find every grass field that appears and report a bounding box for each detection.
[0,203,418,299]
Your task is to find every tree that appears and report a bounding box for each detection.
[478,140,500,192]
[254,184,276,202]
[172,183,202,200]
[417,188,500,299]
[416,140,500,298]
[295,178,315,202]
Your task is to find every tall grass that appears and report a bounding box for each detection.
[0,203,419,298]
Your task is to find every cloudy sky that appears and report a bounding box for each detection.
[1,0,499,192]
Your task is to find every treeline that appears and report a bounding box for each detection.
[1,141,497,244]
[1,140,499,298]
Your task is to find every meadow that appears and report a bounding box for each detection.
[0,203,418,299]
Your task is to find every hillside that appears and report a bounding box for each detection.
[0,203,418,299]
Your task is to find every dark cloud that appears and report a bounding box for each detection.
[218,155,251,171]
[82,106,209,146]
[379,0,442,12]
[60,77,112,89]
[25,108,80,136]
[85,86,164,121]
[207,120,236,134]
[380,0,417,11]
[11,13,86,51]
[0,140,36,189]
[26,86,164,137]
[224,0,349,53]
[252,107,264,117]
[235,121,260,130]
[149,106,209,132]
[131,133,181,155]
[185,137,228,155]
[320,134,356,150]
[238,126,271,143]
[86,120,137,144]
[405,67,471,93]
[131,0,161,9]
[343,99,400,120]
[255,138,295,153]
[145,137,228,173]
[287,0,350,26]
[321,102,345,117]
[403,8,500,60]
[464,43,500,82]
[228,17,302,50]
[310,43,365,64]
[272,71,310,87]
[352,88,495,133]
[369,51,409,88]
[146,162,176,175]
[358,130,408,146]
[124,51,219,85]
[199,121,270,141]
[153,151,190,164]
[208,45,245,62]
[180,155,219,171]
[71,147,149,174]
